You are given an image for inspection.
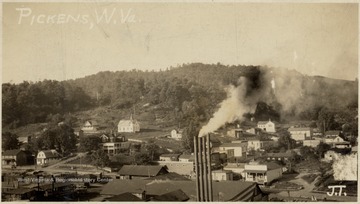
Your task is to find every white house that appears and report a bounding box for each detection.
[18,136,32,144]
[244,162,283,185]
[324,135,344,144]
[100,134,128,155]
[288,127,313,141]
[303,139,321,148]
[215,143,247,158]
[324,136,351,149]
[81,120,99,133]
[178,154,195,162]
[170,129,183,140]
[118,115,140,133]
[243,138,275,152]
[212,170,234,181]
[257,120,276,133]
[36,150,60,165]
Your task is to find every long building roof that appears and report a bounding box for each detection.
[118,165,167,177]
[101,180,263,201]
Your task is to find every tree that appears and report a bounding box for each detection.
[287,151,301,172]
[181,120,200,153]
[145,139,160,161]
[63,113,78,127]
[2,132,20,150]
[315,142,331,159]
[46,113,64,126]
[30,137,45,153]
[2,80,93,128]
[317,108,336,133]
[299,146,317,161]
[278,130,296,150]
[133,152,151,165]
[40,124,77,156]
[91,149,110,168]
[79,136,101,152]
[131,143,142,153]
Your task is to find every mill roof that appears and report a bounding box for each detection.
[118,165,167,177]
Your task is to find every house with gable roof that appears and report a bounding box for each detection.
[288,127,313,141]
[36,150,61,165]
[257,120,276,133]
[118,114,140,133]
[2,149,33,167]
[214,142,248,158]
[81,120,99,133]
[170,129,183,140]
[324,135,351,149]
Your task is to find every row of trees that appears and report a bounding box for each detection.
[78,136,167,167]
[2,123,77,157]
[2,80,93,128]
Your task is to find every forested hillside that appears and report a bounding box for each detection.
[2,63,358,134]
[2,80,92,128]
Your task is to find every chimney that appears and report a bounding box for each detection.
[194,134,213,201]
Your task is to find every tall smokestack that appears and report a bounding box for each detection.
[206,134,213,201]
[194,134,213,201]
[194,136,200,201]
[202,136,209,201]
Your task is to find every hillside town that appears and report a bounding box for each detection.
[2,2,358,203]
[2,112,358,201]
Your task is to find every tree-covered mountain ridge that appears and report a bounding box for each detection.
[2,63,358,129]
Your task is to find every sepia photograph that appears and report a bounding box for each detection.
[1,1,358,202]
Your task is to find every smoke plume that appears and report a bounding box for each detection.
[332,153,357,181]
[198,77,268,137]
[198,66,357,137]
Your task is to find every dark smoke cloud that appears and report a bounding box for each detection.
[199,67,357,137]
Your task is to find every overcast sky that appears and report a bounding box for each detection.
[2,3,358,83]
